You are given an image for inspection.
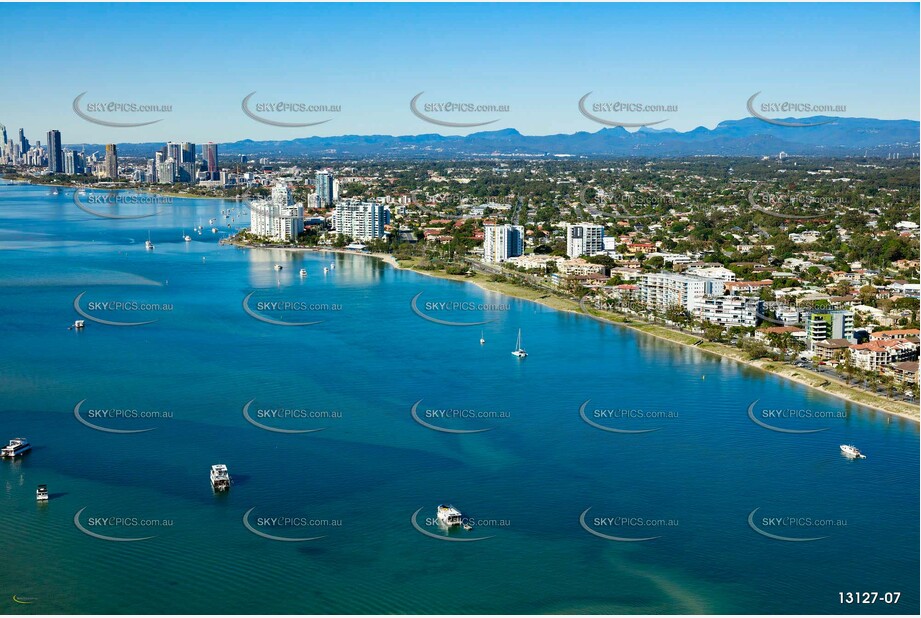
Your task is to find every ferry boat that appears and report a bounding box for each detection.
[436,504,464,527]
[299,269,308,277]
[511,328,527,358]
[1,438,31,457]
[840,444,866,459]
[210,464,231,491]
[36,484,48,501]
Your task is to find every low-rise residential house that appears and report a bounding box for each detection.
[870,329,920,341]
[849,340,919,371]
[813,338,852,361]
[725,280,773,296]
[884,361,919,385]
[755,325,807,344]
[557,258,608,277]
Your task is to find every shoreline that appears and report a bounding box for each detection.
[4,177,236,201]
[229,240,920,423]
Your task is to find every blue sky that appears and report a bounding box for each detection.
[1,2,918,145]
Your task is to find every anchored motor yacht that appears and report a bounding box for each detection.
[210,464,231,491]
[1,438,31,457]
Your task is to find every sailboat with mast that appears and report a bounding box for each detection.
[511,328,527,358]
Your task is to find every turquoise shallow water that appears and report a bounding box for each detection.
[0,181,918,614]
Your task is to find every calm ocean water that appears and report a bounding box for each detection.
[0,181,918,614]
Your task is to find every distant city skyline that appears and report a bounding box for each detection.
[0,3,918,144]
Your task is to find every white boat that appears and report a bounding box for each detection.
[71,319,85,330]
[330,263,335,270]
[436,504,465,527]
[211,227,218,233]
[511,328,527,358]
[840,444,866,459]
[1,438,31,457]
[299,269,307,277]
[36,484,48,501]
[182,230,192,242]
[274,264,283,271]
[480,330,485,345]
[323,267,329,274]
[210,464,231,491]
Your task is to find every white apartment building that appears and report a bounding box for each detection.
[566,222,604,258]
[483,224,524,263]
[638,272,724,313]
[332,200,390,240]
[697,296,762,327]
[686,265,737,282]
[249,182,304,242]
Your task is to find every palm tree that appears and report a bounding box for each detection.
[867,370,880,394]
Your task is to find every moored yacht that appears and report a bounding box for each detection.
[1,438,31,457]
[210,464,231,491]
[436,504,465,527]
[274,264,283,271]
[511,328,527,358]
[299,268,308,277]
[840,444,866,459]
[36,484,48,501]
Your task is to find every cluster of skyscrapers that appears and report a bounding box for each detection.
[146,141,219,184]
[247,170,392,243]
[0,124,119,178]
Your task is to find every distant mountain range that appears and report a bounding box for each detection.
[69,117,920,159]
